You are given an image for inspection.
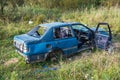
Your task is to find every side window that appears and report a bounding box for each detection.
[53,26,73,39]
[97,25,109,35]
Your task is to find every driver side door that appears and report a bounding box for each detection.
[95,23,112,49]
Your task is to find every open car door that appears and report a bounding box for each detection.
[95,23,112,50]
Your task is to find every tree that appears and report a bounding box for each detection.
[0,0,7,15]
[0,0,24,16]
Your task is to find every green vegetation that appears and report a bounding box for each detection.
[0,0,120,80]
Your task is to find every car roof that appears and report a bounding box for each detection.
[39,22,80,28]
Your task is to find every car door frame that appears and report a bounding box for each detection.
[52,25,78,55]
[95,22,112,49]
[71,23,95,49]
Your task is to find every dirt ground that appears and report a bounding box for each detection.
[4,58,18,66]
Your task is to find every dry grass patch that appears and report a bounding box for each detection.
[4,58,18,66]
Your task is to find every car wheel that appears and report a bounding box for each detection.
[49,49,63,62]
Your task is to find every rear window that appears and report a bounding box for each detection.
[38,26,48,35]
[27,26,48,37]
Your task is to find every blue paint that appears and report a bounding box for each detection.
[13,22,112,63]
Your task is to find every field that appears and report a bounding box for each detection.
[0,5,120,80]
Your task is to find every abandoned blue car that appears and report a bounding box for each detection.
[13,22,112,63]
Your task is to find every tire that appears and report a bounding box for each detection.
[49,49,63,62]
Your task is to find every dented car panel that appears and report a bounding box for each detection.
[13,22,112,63]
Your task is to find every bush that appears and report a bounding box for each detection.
[34,14,46,24]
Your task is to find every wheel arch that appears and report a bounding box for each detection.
[44,47,64,60]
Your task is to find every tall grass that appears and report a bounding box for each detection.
[61,6,120,33]
[0,50,119,80]
[49,52,120,80]
[1,6,120,40]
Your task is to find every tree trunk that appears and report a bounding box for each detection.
[1,6,4,15]
[0,0,5,16]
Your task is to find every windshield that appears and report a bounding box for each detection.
[27,26,48,37]
[72,25,88,32]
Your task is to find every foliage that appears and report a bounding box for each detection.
[0,0,24,15]
[0,0,120,22]
[23,0,120,9]
[61,7,120,33]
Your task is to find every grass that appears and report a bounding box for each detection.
[0,49,120,80]
[61,6,120,33]
[0,6,120,80]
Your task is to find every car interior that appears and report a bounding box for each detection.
[72,25,92,48]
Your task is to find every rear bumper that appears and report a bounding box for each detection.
[16,50,29,62]
[15,49,46,63]
[16,50,27,58]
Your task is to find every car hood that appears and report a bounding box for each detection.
[14,34,40,43]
